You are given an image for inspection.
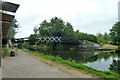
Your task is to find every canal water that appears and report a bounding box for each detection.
[32,49,119,72]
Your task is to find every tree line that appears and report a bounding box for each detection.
[96,22,120,46]
[4,17,120,47]
[30,17,120,46]
[31,17,98,43]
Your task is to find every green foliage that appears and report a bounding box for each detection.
[33,26,39,34]
[39,53,44,55]
[32,17,98,46]
[29,34,37,40]
[87,34,98,43]
[2,38,9,45]
[96,32,110,44]
[22,43,29,49]
[28,34,38,45]
[74,31,98,43]
[109,60,120,74]
[110,22,120,45]
[35,17,74,37]
[2,47,9,57]
[7,19,20,40]
[115,46,120,51]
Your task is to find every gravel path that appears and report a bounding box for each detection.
[2,50,76,78]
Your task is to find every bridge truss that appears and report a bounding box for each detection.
[14,36,80,44]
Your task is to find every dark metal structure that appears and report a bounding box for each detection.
[2,1,19,13]
[13,37,80,44]
[0,1,19,66]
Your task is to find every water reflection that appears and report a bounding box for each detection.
[109,60,120,74]
[31,49,118,71]
[109,54,120,74]
[85,57,118,71]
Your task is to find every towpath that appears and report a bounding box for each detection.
[2,50,97,78]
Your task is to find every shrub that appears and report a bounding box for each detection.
[22,43,29,49]
[2,47,9,57]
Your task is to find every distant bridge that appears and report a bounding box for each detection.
[13,37,82,44]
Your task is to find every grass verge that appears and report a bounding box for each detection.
[2,47,9,58]
[2,47,18,58]
[102,50,115,53]
[20,48,120,80]
[101,44,117,49]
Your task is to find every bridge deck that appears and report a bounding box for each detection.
[13,37,80,44]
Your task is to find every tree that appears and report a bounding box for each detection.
[3,19,20,45]
[87,34,98,43]
[33,26,38,34]
[7,19,20,40]
[38,20,50,36]
[110,22,120,45]
[49,17,65,36]
[73,30,80,39]
[22,43,29,49]
[96,32,110,44]
[28,34,38,45]
[36,17,74,37]
[64,22,74,37]
[32,17,99,45]
[96,33,103,43]
[102,32,110,43]
[109,60,120,74]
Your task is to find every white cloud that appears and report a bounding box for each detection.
[4,0,119,38]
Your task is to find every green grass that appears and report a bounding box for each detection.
[21,48,120,79]
[2,47,18,58]
[102,50,115,53]
[100,44,117,50]
[2,47,9,57]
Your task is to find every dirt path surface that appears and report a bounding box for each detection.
[2,50,98,78]
[2,50,77,78]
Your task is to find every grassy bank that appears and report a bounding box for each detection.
[98,44,118,53]
[20,48,119,79]
[100,44,117,50]
[2,47,18,58]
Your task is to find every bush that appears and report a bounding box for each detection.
[2,47,9,57]
[39,53,44,55]
[115,46,120,53]
[117,46,120,50]
[22,43,29,49]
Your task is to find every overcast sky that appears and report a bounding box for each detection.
[4,0,119,38]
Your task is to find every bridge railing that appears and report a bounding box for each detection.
[13,36,80,44]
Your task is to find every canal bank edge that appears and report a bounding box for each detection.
[19,48,119,79]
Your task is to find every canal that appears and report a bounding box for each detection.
[30,49,119,72]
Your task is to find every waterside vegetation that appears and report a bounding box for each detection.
[2,46,9,58]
